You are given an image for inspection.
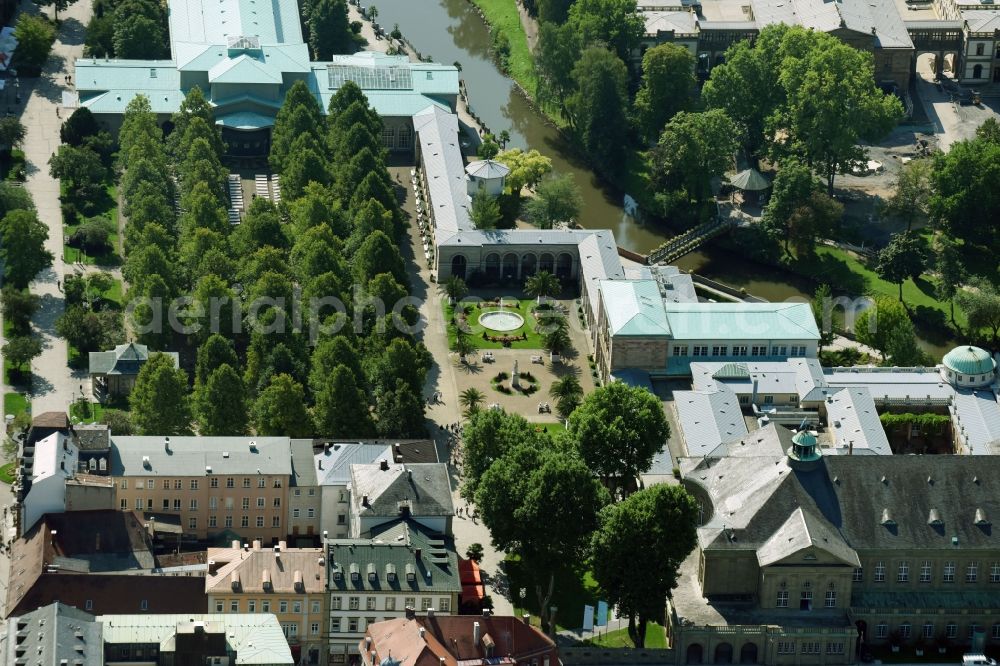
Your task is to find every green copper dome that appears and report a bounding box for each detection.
[788,428,822,467]
[943,346,995,376]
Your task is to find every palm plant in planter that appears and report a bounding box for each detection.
[915,637,926,657]
[889,630,902,653]
[936,633,949,654]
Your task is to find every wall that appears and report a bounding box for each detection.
[289,485,323,541]
[609,336,669,374]
[209,592,327,665]
[320,485,351,539]
[328,593,459,657]
[65,482,115,513]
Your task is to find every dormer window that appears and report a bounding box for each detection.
[350,563,359,582]
[881,508,895,526]
[975,508,990,526]
[405,563,415,582]
[367,563,377,583]
[928,508,943,526]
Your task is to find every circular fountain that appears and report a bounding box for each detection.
[479,297,524,332]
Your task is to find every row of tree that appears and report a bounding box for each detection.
[84,0,170,59]
[461,383,698,647]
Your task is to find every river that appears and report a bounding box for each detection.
[375,0,952,358]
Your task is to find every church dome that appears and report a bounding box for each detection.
[943,346,995,376]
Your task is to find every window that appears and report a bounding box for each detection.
[257,497,265,508]
[249,600,256,612]
[294,489,301,496]
[349,597,359,610]
[243,498,250,510]
[272,516,280,527]
[211,478,219,488]
[776,590,789,608]
[970,624,980,639]
[991,562,1000,582]
[226,478,234,488]
[189,517,197,529]
[339,491,348,503]
[311,622,320,635]
[330,618,340,633]
[946,622,957,638]
[751,345,767,356]
[163,499,171,510]
[331,597,342,610]
[337,514,346,525]
[921,561,932,582]
[898,561,909,582]
[853,568,863,582]
[241,515,249,527]
[763,395,773,404]
[439,598,450,612]
[801,642,820,655]
[733,345,748,356]
[85,599,93,610]
[274,479,282,488]
[367,597,376,610]
[777,642,795,654]
[146,480,154,489]
[210,497,218,510]
[826,643,844,655]
[944,561,956,582]
[120,499,127,510]
[874,561,886,582]
[135,498,143,510]
[312,601,320,614]
[712,345,728,356]
[256,516,264,527]
[273,497,281,508]
[923,622,934,638]
[293,509,300,518]
[262,600,271,612]
[993,624,1000,640]
[243,478,251,488]
[825,590,836,608]
[800,590,812,611]
[404,597,415,610]
[225,516,233,527]
[120,480,128,489]
[209,515,217,527]
[261,478,268,488]
[225,498,234,510]
[967,561,978,582]
[672,345,689,357]
[163,480,170,489]
[281,623,298,638]
[190,499,198,510]
[772,346,787,356]
[148,498,154,510]
[692,346,708,356]
[190,480,198,490]
[348,618,358,632]
[230,600,239,612]
[307,508,315,518]
[293,601,301,613]
[876,622,888,639]
[308,489,315,496]
[385,597,396,611]
[977,43,985,55]
[280,601,288,613]
[140,599,148,611]
[421,598,433,610]
[366,617,375,628]
[900,622,911,638]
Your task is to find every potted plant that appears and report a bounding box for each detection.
[936,634,949,655]
[915,637,926,657]
[889,631,902,653]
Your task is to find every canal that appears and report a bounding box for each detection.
[376,0,951,358]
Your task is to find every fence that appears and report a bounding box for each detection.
[560,647,675,665]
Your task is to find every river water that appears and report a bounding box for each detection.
[377,0,951,358]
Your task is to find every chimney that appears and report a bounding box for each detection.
[365,637,372,650]
[522,614,531,625]
[318,459,323,470]
[324,442,332,453]
[440,659,446,666]
[405,606,415,619]
[415,548,422,560]
[262,570,271,589]
[230,571,240,591]
[278,540,287,551]
[848,441,854,456]
[294,570,303,591]
[473,621,481,646]
[323,531,329,540]
[426,607,434,618]
[380,459,389,471]
[231,540,240,549]
[164,436,170,452]
[362,495,369,507]
[253,540,261,551]
[419,627,426,640]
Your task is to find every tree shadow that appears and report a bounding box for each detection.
[58,17,87,47]
[32,293,65,337]
[455,360,484,375]
[913,275,937,298]
[26,373,54,399]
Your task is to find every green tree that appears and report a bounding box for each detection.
[956,279,1000,344]
[309,337,363,394]
[169,86,225,160]
[55,306,123,353]
[270,80,324,173]
[229,198,289,257]
[761,160,816,254]
[459,387,486,418]
[534,22,580,114]
[567,382,669,497]
[452,328,476,364]
[49,145,105,190]
[495,149,552,202]
[34,0,79,23]
[811,283,836,354]
[353,230,406,286]
[13,14,56,73]
[374,379,426,438]
[113,0,168,59]
[2,335,42,378]
[854,294,914,362]
[195,364,249,435]
[460,409,548,500]
[313,365,375,436]
[0,182,36,217]
[524,270,561,304]
[567,47,629,172]
[476,446,610,634]
[549,374,583,419]
[1,287,39,336]
[308,0,354,57]
[195,334,240,386]
[101,408,134,435]
[875,232,927,302]
[567,0,644,63]
[254,374,314,437]
[523,174,582,229]
[882,159,932,232]
[444,276,469,302]
[652,110,738,205]
[786,191,842,257]
[0,117,26,154]
[129,353,192,435]
[590,485,699,647]
[930,137,1000,245]
[0,210,54,289]
[933,234,965,327]
[477,134,500,160]
[470,189,501,230]
[634,43,696,143]
[364,338,431,396]
[976,117,1000,144]
[281,138,331,200]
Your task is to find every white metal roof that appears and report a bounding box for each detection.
[674,388,749,456]
[414,106,471,238]
[823,387,892,455]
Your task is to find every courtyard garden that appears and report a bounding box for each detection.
[445,297,558,350]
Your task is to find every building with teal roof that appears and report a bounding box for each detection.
[70,0,458,156]
[940,345,997,388]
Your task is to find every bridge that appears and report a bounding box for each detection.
[906,20,965,77]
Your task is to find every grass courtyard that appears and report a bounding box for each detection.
[444,298,547,350]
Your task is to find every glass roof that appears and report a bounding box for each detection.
[327,64,413,90]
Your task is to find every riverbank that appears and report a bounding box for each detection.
[464,0,538,96]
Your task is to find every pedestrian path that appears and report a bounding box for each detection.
[19,0,94,415]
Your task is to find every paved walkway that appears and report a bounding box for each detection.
[19,0,93,415]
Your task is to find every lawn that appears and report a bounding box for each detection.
[70,400,106,424]
[505,556,601,633]
[532,422,566,436]
[0,462,15,484]
[469,0,538,96]
[581,622,668,648]
[444,298,547,350]
[63,183,122,266]
[4,392,29,418]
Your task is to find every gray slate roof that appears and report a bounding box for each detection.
[290,438,319,487]
[350,463,454,519]
[682,454,1000,555]
[110,436,292,477]
[326,519,460,594]
[4,602,103,666]
[88,343,179,376]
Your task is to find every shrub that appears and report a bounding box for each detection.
[350,20,362,33]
